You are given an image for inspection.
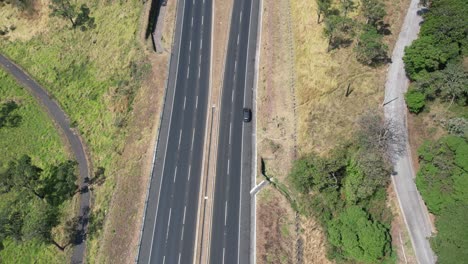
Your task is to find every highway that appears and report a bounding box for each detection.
[137,0,212,262]
[209,0,259,262]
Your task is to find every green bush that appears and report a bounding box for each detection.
[327,206,391,263]
[355,27,388,65]
[431,203,468,264]
[405,89,425,113]
[403,36,447,81]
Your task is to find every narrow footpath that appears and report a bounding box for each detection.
[0,54,91,264]
[383,0,436,263]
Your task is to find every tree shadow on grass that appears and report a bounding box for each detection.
[0,101,22,128]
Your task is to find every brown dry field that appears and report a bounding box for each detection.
[292,0,411,156]
[256,0,415,263]
[256,0,299,262]
[0,0,49,41]
[95,0,178,262]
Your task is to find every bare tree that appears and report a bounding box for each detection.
[357,111,406,161]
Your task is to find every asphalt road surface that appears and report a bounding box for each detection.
[137,0,212,262]
[383,0,436,263]
[0,54,90,264]
[209,0,259,263]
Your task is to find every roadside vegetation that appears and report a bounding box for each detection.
[402,0,467,263]
[1,0,154,262]
[289,112,399,263]
[0,69,75,262]
[255,0,413,262]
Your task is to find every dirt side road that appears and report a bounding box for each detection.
[0,54,91,264]
[383,0,436,263]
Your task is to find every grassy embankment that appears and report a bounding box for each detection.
[0,0,158,262]
[0,68,69,263]
[256,0,415,263]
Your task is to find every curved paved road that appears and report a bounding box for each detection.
[383,1,436,263]
[0,54,91,264]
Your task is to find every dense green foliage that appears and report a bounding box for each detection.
[403,0,467,120]
[416,136,468,263]
[289,113,394,262]
[430,203,468,264]
[403,36,448,80]
[416,136,468,214]
[327,206,390,263]
[0,101,21,128]
[404,88,425,113]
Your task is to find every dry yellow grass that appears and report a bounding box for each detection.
[291,0,409,155]
[0,0,50,41]
[256,0,298,262]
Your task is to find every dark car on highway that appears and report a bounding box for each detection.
[243,108,252,122]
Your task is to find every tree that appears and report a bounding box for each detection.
[324,15,355,51]
[49,0,95,31]
[361,0,386,25]
[327,206,391,263]
[20,199,56,243]
[340,0,357,17]
[355,27,388,65]
[403,36,448,80]
[316,0,332,23]
[431,203,468,264]
[2,155,44,200]
[419,0,468,56]
[432,62,468,106]
[357,112,405,160]
[42,160,78,206]
[0,101,21,129]
[446,117,468,137]
[405,88,426,113]
[416,136,468,214]
[345,153,390,204]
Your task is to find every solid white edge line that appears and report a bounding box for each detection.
[252,0,264,262]
[147,0,186,261]
[238,0,255,262]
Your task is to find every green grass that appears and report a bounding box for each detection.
[0,69,67,168]
[0,0,148,261]
[0,69,70,262]
[0,238,67,264]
